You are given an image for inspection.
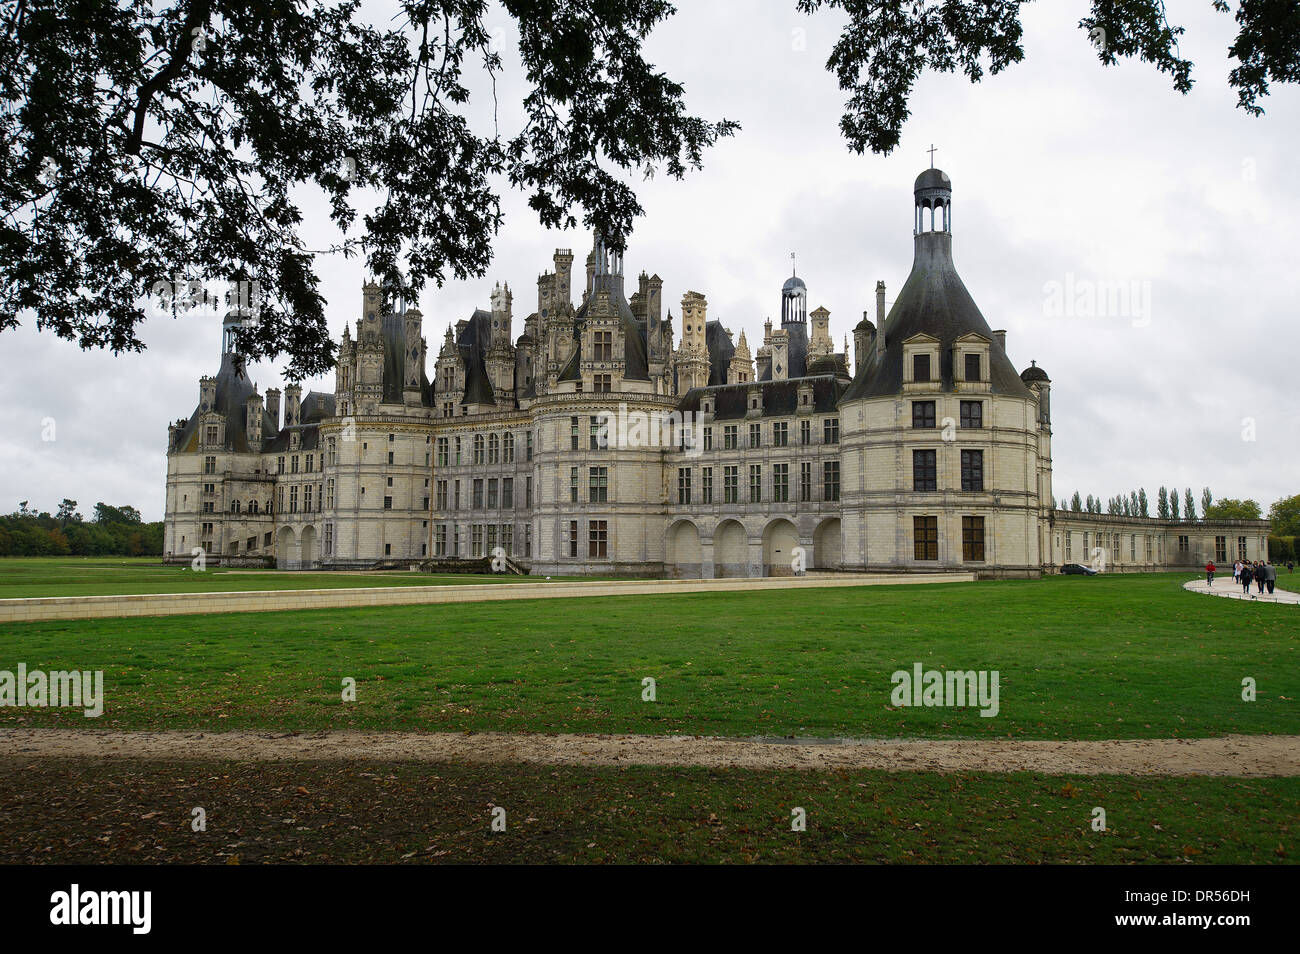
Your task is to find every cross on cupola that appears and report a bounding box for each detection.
[927,143,937,167]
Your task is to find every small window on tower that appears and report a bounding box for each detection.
[913,354,931,383]
[965,352,981,382]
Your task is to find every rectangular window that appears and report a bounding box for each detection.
[773,463,789,503]
[435,525,447,556]
[590,416,603,450]
[1215,536,1226,562]
[913,450,937,491]
[723,466,738,504]
[702,467,713,504]
[290,485,299,513]
[436,437,449,467]
[749,423,761,448]
[800,461,812,502]
[749,464,762,503]
[453,480,460,510]
[588,520,608,559]
[823,418,839,444]
[502,477,513,509]
[383,496,392,510]
[305,454,314,473]
[724,425,738,450]
[823,461,840,502]
[525,476,533,509]
[570,467,579,504]
[326,479,335,509]
[387,451,394,466]
[1238,536,1248,561]
[589,466,608,503]
[328,438,337,467]
[304,485,313,511]
[471,524,483,557]
[913,353,931,383]
[594,330,613,362]
[772,421,788,447]
[960,450,984,491]
[959,400,983,429]
[593,373,612,393]
[1177,535,1189,554]
[964,352,981,382]
[526,431,533,461]
[962,516,985,561]
[455,437,463,465]
[800,419,811,445]
[914,515,939,561]
[291,455,299,474]
[323,524,333,556]
[912,401,936,429]
[678,467,692,505]
[570,416,580,450]
[472,479,484,509]
[206,456,218,475]
[703,427,713,451]
[487,479,498,509]
[474,434,485,465]
[568,521,579,558]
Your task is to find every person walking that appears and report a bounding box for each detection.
[1241,561,1254,596]
[1288,561,1294,574]
[1205,560,1216,586]
[1265,561,1277,595]
[1257,561,1267,594]
[1233,560,1242,583]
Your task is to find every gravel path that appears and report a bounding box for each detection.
[2,729,1296,777]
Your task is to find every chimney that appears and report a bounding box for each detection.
[199,376,216,413]
[246,392,264,447]
[875,280,886,325]
[285,384,302,427]
[993,329,1007,352]
[265,388,281,430]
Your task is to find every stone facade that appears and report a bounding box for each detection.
[163,169,1269,577]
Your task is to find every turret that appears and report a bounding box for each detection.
[199,376,216,412]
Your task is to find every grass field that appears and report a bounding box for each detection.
[0,758,1292,863]
[1,570,1294,740]
[0,556,617,598]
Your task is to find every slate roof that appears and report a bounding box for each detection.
[842,231,1033,401]
[676,375,845,420]
[174,352,278,454]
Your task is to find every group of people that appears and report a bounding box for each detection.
[1204,559,1291,597]
[1233,560,1278,596]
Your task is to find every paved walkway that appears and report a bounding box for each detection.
[0,572,976,623]
[1183,578,1300,605]
[1,729,1294,777]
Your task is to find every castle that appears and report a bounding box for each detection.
[163,168,1270,577]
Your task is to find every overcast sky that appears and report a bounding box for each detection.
[3,1,1297,521]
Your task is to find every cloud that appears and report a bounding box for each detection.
[2,0,1297,520]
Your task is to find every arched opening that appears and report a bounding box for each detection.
[713,519,748,578]
[814,517,842,570]
[299,525,317,570]
[762,518,800,577]
[665,520,702,579]
[276,526,299,569]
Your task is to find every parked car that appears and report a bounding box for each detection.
[1061,563,1098,576]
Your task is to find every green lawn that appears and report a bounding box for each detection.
[1,758,1292,864]
[0,556,611,598]
[1,573,1294,739]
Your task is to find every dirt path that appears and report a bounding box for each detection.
[2,729,1296,777]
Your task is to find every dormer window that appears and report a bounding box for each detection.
[913,354,931,382]
[965,353,981,382]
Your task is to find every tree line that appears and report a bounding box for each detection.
[0,501,163,557]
